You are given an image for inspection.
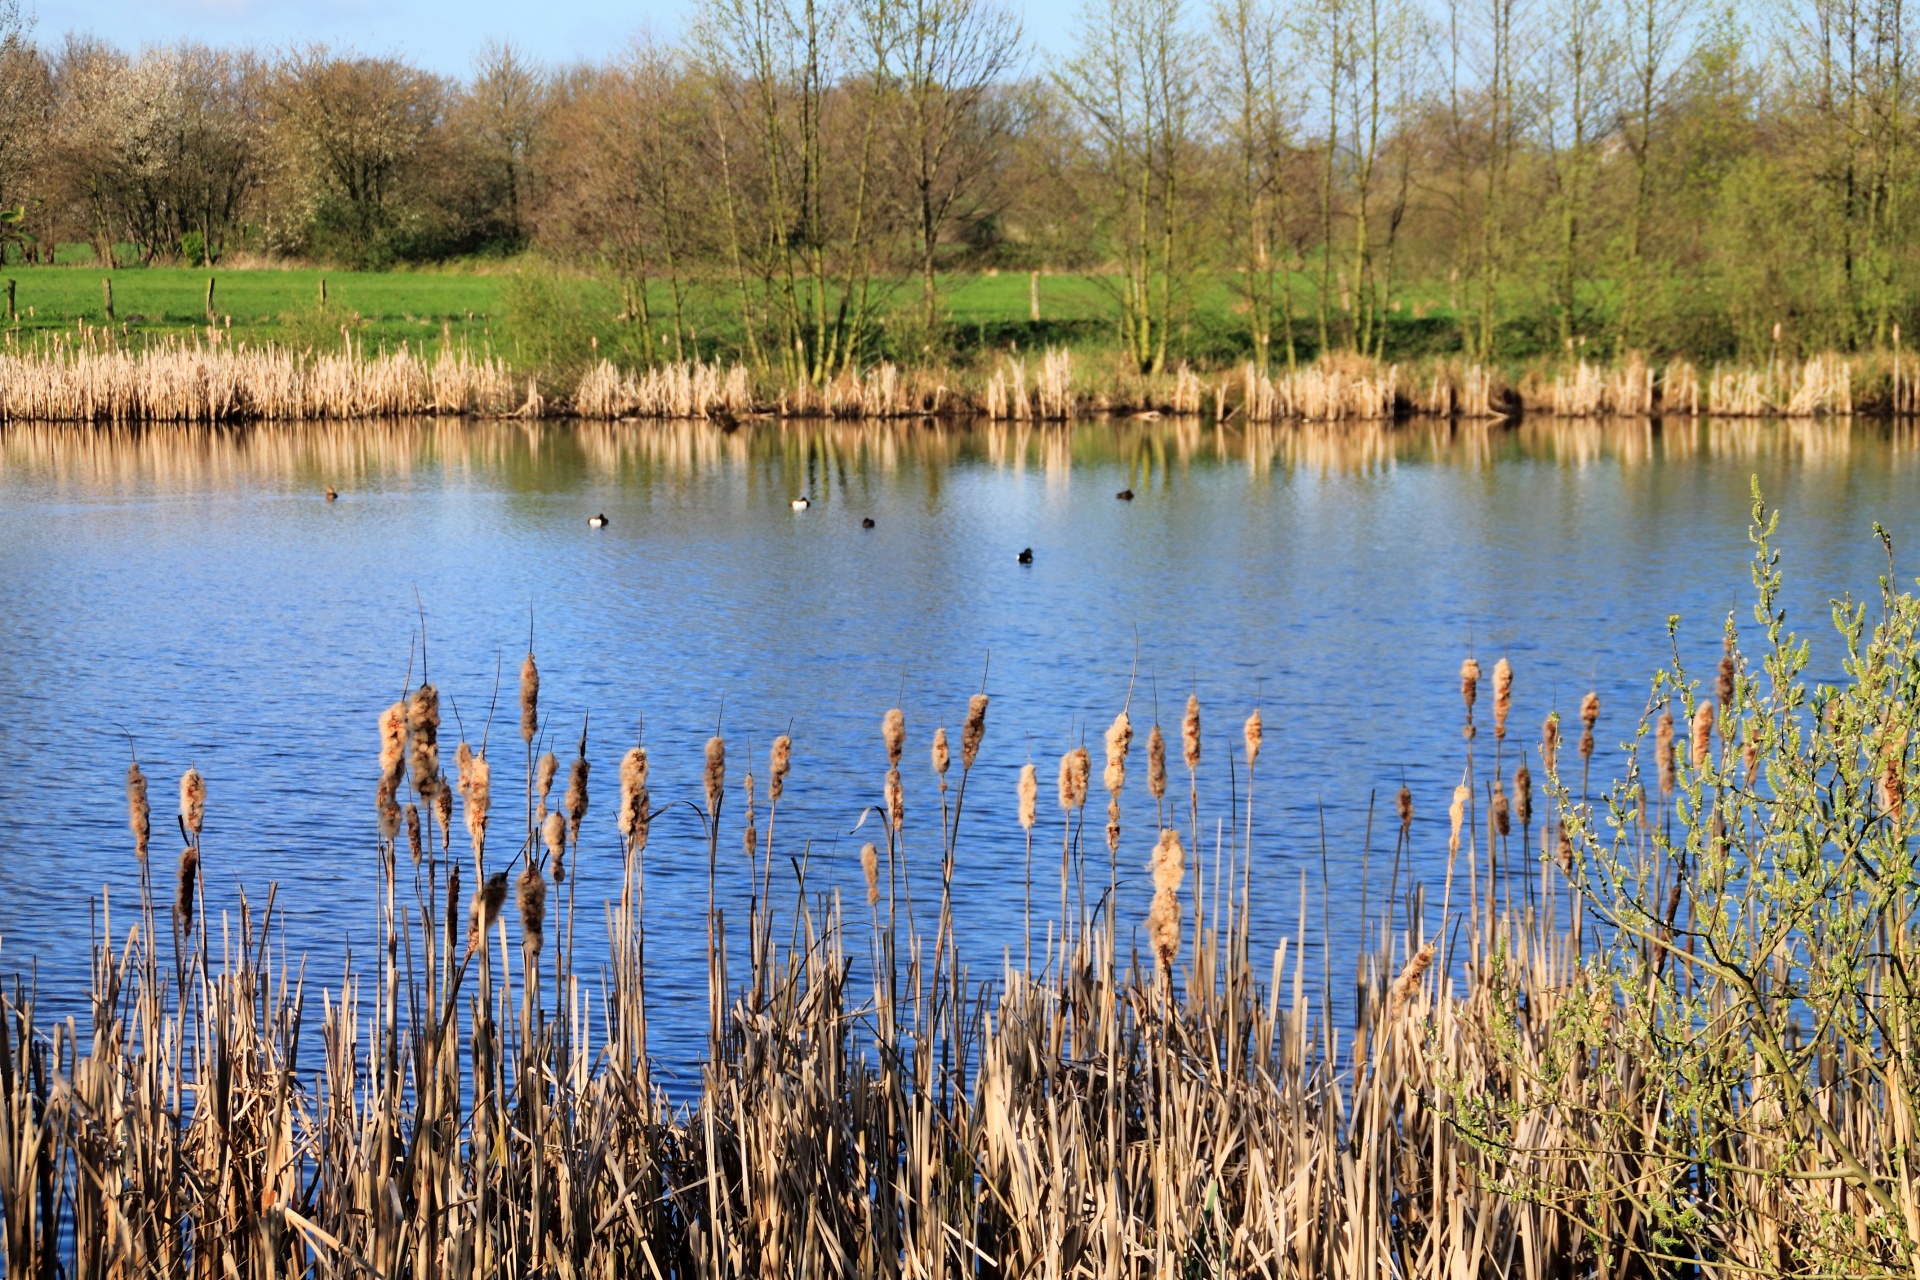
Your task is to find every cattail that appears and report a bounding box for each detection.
[377,776,401,841]
[470,871,508,958]
[882,708,905,768]
[1691,701,1714,771]
[1395,784,1413,834]
[861,842,881,905]
[1384,941,1435,1025]
[435,785,452,852]
[1492,657,1512,739]
[885,767,904,832]
[1513,764,1532,829]
[769,735,791,802]
[379,700,408,786]
[536,752,558,811]
[1491,780,1511,837]
[179,767,205,839]
[461,749,490,855]
[1059,746,1090,810]
[545,808,567,882]
[1148,889,1182,971]
[127,762,150,861]
[1018,763,1038,829]
[566,754,590,845]
[1448,782,1469,856]
[1882,747,1906,822]
[1742,737,1759,788]
[618,747,649,844]
[1104,711,1131,795]
[409,684,440,797]
[1555,819,1572,870]
[1243,708,1263,770]
[405,803,422,864]
[1579,691,1599,765]
[932,727,951,779]
[704,737,725,818]
[1542,713,1561,774]
[517,864,546,957]
[742,772,757,858]
[1182,695,1200,769]
[1460,656,1481,715]
[1655,711,1676,798]
[175,847,198,932]
[1716,645,1736,709]
[519,652,539,745]
[1147,725,1167,802]
[1151,827,1186,894]
[961,694,988,770]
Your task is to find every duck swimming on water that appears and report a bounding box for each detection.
[861,517,875,528]
[1017,547,1033,564]
[588,513,608,528]
[323,486,338,501]
[791,496,810,511]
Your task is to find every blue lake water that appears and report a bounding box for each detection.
[0,415,1913,1072]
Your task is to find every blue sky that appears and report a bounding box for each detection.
[29,0,1075,74]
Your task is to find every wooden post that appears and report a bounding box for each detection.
[318,277,327,309]
[101,277,113,322]
[1029,271,1040,323]
[6,278,15,321]
[206,276,216,320]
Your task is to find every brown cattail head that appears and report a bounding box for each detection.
[932,727,951,779]
[1395,784,1413,833]
[518,652,539,745]
[1513,764,1532,829]
[1742,736,1759,788]
[861,842,881,906]
[467,871,509,960]
[1716,644,1736,710]
[434,784,452,852]
[1448,782,1469,856]
[175,846,198,932]
[1243,708,1263,770]
[704,737,725,818]
[1182,695,1200,770]
[1655,711,1676,798]
[1018,763,1038,830]
[1105,799,1121,855]
[461,750,490,855]
[1542,712,1561,774]
[179,767,205,839]
[409,685,440,795]
[377,776,402,841]
[742,771,757,858]
[379,700,408,786]
[1460,656,1481,715]
[769,734,791,802]
[961,694,988,770]
[1492,657,1513,739]
[1147,725,1167,802]
[882,708,905,767]
[618,747,649,845]
[1691,701,1715,772]
[1491,780,1511,837]
[405,803,422,864]
[1882,745,1907,823]
[1384,941,1435,1025]
[127,762,150,861]
[1148,889,1182,971]
[517,863,546,955]
[537,752,559,808]
[1580,691,1600,733]
[1103,711,1131,796]
[543,808,566,870]
[885,766,904,833]
[565,754,590,844]
[1062,745,1090,810]
[1555,819,1572,870]
[1151,827,1186,894]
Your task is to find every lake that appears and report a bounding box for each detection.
[0,415,1911,1074]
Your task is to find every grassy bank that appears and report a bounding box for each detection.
[4,494,1918,1276]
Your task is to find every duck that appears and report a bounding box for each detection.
[1017,547,1033,565]
[861,517,875,529]
[1116,488,1134,501]
[323,485,338,502]
[588,513,608,528]
[791,497,810,511]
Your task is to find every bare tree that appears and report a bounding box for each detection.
[1215,0,1301,369]
[461,40,546,247]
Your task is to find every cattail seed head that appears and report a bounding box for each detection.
[1395,784,1413,833]
[1151,827,1186,895]
[1105,799,1120,854]
[1542,713,1561,774]
[1743,737,1759,788]
[1103,711,1131,796]
[1655,711,1676,798]
[932,727,951,779]
[377,775,401,841]
[1460,656,1481,714]
[517,864,546,956]
[463,752,491,856]
[467,871,508,960]
[882,709,905,767]
[1717,646,1736,709]
[742,771,757,858]
[1447,782,1469,856]
[1513,764,1532,829]
[1580,691,1600,733]
[769,735,791,802]
[1059,745,1090,811]
[1147,725,1167,802]
[1491,780,1511,837]
[861,842,881,905]
[379,700,408,786]
[408,685,440,796]
[544,808,566,869]
[127,762,150,861]
[1385,941,1435,1026]
[1243,709,1263,770]
[1182,695,1200,770]
[704,737,725,818]
[565,755,589,844]
[885,766,904,832]
[1018,763,1038,830]
[618,747,649,843]
[961,694,988,770]
[175,847,198,932]
[1691,701,1715,771]
[1555,820,1572,870]
[1882,747,1906,822]
[1148,888,1182,971]
[435,785,452,852]
[537,752,558,807]
[405,803,422,864]
[518,652,539,745]
[179,767,205,839]
[1492,657,1512,739]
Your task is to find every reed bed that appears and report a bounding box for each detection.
[2,495,1915,1278]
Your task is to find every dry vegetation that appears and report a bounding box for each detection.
[3,492,1918,1277]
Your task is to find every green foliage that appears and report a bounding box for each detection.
[496,264,620,386]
